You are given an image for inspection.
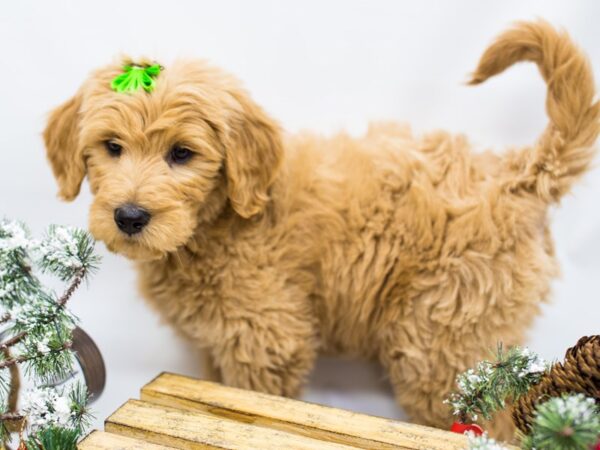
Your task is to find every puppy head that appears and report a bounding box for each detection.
[44,59,282,260]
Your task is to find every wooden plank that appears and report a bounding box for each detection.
[105,399,356,450]
[140,372,469,450]
[78,430,177,449]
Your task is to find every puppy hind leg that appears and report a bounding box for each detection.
[380,343,455,429]
[379,333,516,442]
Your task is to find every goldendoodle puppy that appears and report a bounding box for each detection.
[43,21,598,437]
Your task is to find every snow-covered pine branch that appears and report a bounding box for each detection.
[445,345,548,423]
[0,219,100,447]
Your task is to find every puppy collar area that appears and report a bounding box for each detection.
[111,63,163,93]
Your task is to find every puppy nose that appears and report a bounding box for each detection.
[114,204,151,236]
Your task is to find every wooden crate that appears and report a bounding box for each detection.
[78,372,498,449]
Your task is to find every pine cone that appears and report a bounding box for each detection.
[512,335,600,433]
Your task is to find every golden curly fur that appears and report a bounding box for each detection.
[43,21,598,438]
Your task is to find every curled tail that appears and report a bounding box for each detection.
[469,20,600,202]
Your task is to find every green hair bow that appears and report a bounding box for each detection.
[111,63,162,93]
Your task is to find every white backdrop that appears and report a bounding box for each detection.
[1,0,599,429]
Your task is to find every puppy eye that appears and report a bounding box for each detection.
[104,140,122,157]
[168,146,193,165]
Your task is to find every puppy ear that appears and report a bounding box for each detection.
[43,93,86,201]
[224,93,283,218]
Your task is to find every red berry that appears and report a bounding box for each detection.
[450,421,484,436]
